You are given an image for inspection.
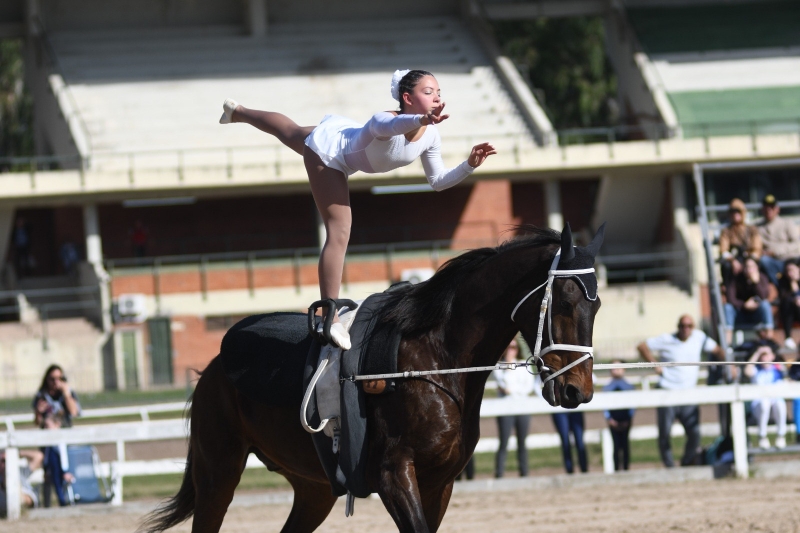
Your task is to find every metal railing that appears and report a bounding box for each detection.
[2,117,798,176]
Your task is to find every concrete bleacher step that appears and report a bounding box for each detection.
[592,281,700,359]
[46,17,535,159]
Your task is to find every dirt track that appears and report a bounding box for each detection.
[3,476,800,532]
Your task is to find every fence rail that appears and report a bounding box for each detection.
[3,383,800,519]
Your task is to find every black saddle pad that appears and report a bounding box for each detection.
[220,312,311,408]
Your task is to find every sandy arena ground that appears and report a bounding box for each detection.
[3,475,800,533]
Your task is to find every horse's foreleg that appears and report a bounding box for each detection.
[377,457,430,533]
[279,474,337,533]
[420,481,454,532]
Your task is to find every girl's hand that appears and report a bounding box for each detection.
[467,142,497,168]
[420,102,449,125]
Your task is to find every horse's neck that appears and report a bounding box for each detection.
[444,244,555,409]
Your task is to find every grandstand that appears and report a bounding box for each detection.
[0,0,799,394]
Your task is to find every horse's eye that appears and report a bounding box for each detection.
[560,301,573,313]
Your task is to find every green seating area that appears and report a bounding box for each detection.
[627,1,800,55]
[670,86,800,137]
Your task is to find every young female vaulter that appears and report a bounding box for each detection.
[219,69,497,349]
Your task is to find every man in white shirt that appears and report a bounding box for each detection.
[637,315,725,467]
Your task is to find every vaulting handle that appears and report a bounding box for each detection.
[307,299,359,344]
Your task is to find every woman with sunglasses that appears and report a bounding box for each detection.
[32,364,80,428]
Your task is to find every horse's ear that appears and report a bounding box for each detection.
[560,223,575,262]
[585,222,606,258]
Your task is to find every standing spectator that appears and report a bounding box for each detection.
[12,217,32,277]
[59,241,79,275]
[778,260,800,350]
[493,339,535,478]
[719,198,762,285]
[0,449,44,515]
[603,361,635,471]
[32,365,80,507]
[32,364,80,428]
[724,257,774,337]
[637,315,725,467]
[552,411,587,474]
[758,194,800,286]
[744,345,787,449]
[131,220,148,258]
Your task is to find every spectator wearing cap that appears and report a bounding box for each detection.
[758,194,800,286]
[719,198,762,286]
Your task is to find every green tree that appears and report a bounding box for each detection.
[0,38,34,161]
[492,18,617,130]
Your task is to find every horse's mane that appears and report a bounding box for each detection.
[379,225,560,336]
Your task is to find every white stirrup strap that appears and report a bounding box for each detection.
[511,250,596,386]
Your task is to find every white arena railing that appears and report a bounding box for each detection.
[3,383,800,520]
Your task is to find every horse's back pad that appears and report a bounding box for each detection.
[335,283,407,498]
[220,312,311,408]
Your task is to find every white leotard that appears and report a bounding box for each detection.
[304,111,474,191]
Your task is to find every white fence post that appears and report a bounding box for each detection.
[4,446,21,520]
[601,428,614,474]
[111,462,123,506]
[730,399,749,479]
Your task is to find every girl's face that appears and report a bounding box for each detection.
[402,75,441,115]
[759,350,775,363]
[745,258,760,278]
[787,263,800,282]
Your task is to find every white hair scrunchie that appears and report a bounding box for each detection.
[391,69,411,102]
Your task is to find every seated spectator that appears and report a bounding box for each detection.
[788,347,800,445]
[778,260,800,350]
[493,339,535,478]
[744,345,787,449]
[719,198,762,286]
[0,449,43,515]
[40,413,75,506]
[758,194,800,286]
[602,361,635,471]
[725,257,774,337]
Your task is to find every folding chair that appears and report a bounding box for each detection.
[65,445,114,504]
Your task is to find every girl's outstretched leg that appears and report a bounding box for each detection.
[304,148,352,348]
[223,101,314,156]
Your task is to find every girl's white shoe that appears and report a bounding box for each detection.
[317,321,351,350]
[219,98,240,124]
[329,322,351,350]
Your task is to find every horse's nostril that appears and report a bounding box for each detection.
[564,384,584,404]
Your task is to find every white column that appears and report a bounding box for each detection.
[83,204,112,332]
[5,446,21,520]
[83,204,103,265]
[730,399,749,479]
[246,0,267,37]
[544,179,563,230]
[601,428,615,474]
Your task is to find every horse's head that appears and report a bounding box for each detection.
[516,223,604,409]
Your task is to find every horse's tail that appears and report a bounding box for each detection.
[138,404,196,533]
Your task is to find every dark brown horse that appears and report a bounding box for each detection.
[141,225,603,533]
